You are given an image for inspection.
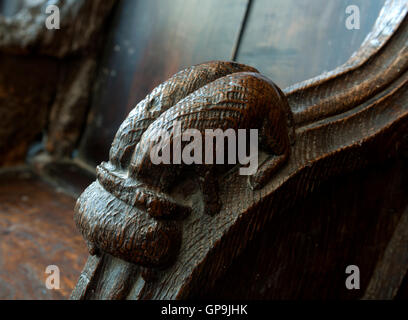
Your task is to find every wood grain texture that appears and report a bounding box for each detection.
[74,61,294,272]
[72,0,408,299]
[108,61,259,170]
[202,158,407,299]
[0,54,58,166]
[0,168,88,299]
[286,0,408,126]
[40,0,117,157]
[45,57,99,158]
[0,0,117,57]
[78,0,249,166]
[236,0,385,88]
[363,205,408,299]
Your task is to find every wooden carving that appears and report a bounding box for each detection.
[74,61,294,271]
[72,0,408,299]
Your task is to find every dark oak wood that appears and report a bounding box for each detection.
[363,204,408,299]
[203,158,407,299]
[0,0,116,161]
[0,0,405,301]
[0,0,116,57]
[77,0,388,167]
[75,61,294,269]
[0,168,88,299]
[31,158,96,198]
[78,0,250,166]
[0,54,57,166]
[71,0,408,300]
[236,0,385,88]
[0,0,115,300]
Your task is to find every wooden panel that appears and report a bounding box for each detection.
[0,168,88,299]
[79,0,249,166]
[396,272,408,299]
[202,158,408,299]
[33,160,96,198]
[236,0,385,88]
[364,206,408,299]
[0,54,58,166]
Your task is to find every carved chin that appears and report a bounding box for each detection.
[74,181,182,269]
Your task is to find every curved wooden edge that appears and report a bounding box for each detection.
[0,0,116,57]
[71,1,408,300]
[285,0,408,127]
[363,206,408,299]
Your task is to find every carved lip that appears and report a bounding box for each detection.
[74,180,182,268]
[96,162,191,220]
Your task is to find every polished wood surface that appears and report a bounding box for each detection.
[79,0,249,165]
[236,0,385,88]
[0,168,88,299]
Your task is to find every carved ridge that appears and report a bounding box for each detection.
[286,0,408,127]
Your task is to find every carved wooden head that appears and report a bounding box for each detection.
[74,61,294,271]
